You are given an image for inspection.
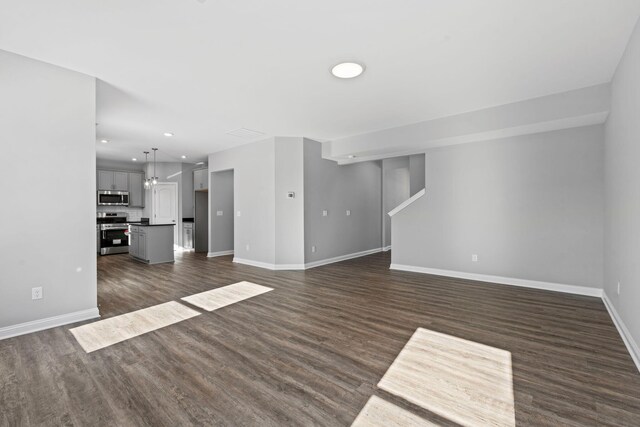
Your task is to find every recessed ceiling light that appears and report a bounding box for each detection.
[132,158,137,162]
[181,155,187,159]
[163,132,174,137]
[331,62,364,79]
[100,139,109,144]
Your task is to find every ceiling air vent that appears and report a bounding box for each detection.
[226,128,265,140]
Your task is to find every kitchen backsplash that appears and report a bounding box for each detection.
[97,206,144,221]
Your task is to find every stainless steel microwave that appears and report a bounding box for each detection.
[97,191,129,206]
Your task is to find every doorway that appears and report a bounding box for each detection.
[209,170,234,256]
[194,190,208,253]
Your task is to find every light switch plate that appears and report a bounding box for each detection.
[32,287,43,300]
[322,210,328,217]
[217,210,223,216]
[346,210,351,216]
[237,211,241,217]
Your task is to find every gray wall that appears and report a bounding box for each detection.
[209,139,276,264]
[409,153,426,196]
[210,170,234,254]
[182,163,199,219]
[604,18,640,347]
[304,139,383,263]
[275,138,305,265]
[0,50,98,328]
[392,125,604,289]
[382,157,410,248]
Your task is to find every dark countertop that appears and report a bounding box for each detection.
[128,222,176,227]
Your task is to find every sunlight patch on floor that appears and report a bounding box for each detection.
[181,281,273,311]
[351,395,439,426]
[70,301,200,353]
[377,328,515,427]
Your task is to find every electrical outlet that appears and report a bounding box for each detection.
[472,254,478,262]
[346,210,351,216]
[322,210,328,217]
[246,244,250,251]
[216,210,223,216]
[32,287,43,300]
[311,246,316,253]
[617,282,621,296]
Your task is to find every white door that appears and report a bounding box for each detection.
[153,183,179,247]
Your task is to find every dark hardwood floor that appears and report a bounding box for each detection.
[1,251,640,426]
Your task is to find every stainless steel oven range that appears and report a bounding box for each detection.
[97,212,129,255]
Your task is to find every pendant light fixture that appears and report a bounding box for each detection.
[152,148,158,185]
[143,151,151,189]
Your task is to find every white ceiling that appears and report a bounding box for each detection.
[1,0,639,163]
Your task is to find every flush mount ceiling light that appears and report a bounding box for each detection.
[181,155,187,159]
[163,132,174,137]
[331,62,364,79]
[132,158,137,162]
[100,139,109,144]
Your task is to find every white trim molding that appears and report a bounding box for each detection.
[382,245,392,252]
[389,264,603,297]
[388,188,426,217]
[233,258,277,270]
[234,248,383,271]
[0,307,100,341]
[305,248,383,269]
[602,292,640,373]
[207,250,234,258]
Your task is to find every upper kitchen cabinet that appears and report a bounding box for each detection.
[128,172,145,208]
[97,170,129,191]
[193,168,208,191]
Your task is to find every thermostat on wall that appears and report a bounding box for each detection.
[287,192,295,198]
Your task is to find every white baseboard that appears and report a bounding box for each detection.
[382,245,392,252]
[233,248,383,271]
[274,263,306,270]
[207,250,234,258]
[602,292,640,373]
[233,257,277,270]
[305,248,383,269]
[389,264,603,298]
[0,307,100,341]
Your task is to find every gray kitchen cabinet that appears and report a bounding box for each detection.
[114,172,128,191]
[193,168,208,191]
[128,172,145,207]
[97,170,114,190]
[129,230,139,258]
[129,224,174,264]
[97,170,129,191]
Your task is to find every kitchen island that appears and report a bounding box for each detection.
[129,223,175,264]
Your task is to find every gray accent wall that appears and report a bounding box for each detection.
[409,154,426,196]
[304,139,382,263]
[604,18,640,349]
[210,170,234,254]
[0,50,98,328]
[382,157,410,248]
[391,125,605,289]
[209,138,276,265]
